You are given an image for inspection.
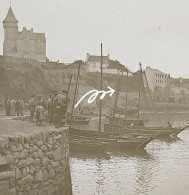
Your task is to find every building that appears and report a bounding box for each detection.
[85,53,110,73]
[145,66,168,92]
[3,7,46,62]
[85,53,132,76]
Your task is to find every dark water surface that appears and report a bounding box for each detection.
[70,113,189,195]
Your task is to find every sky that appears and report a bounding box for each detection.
[0,0,189,77]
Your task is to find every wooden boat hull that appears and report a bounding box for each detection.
[69,128,153,151]
[104,124,188,139]
[69,139,106,153]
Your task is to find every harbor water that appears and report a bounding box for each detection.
[70,113,189,195]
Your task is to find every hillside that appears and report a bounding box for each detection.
[0,57,140,113]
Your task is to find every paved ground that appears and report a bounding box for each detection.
[0,109,57,137]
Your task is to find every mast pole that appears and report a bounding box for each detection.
[137,62,142,127]
[70,64,80,128]
[66,73,73,98]
[112,72,123,119]
[125,71,129,120]
[98,43,103,132]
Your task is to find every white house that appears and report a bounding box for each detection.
[145,66,168,92]
[85,53,110,73]
[85,53,132,76]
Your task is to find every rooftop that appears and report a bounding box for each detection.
[86,54,109,64]
[146,66,167,75]
[3,6,18,23]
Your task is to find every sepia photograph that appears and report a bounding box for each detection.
[0,0,189,194]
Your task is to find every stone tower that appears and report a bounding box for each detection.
[3,6,18,57]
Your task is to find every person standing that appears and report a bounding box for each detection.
[29,95,36,122]
[15,99,20,116]
[4,98,8,116]
[35,102,46,126]
[47,95,53,123]
[20,99,25,116]
[55,90,70,127]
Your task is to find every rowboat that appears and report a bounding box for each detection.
[68,116,91,125]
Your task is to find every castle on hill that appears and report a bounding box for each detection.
[2,7,46,62]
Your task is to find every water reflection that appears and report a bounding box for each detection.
[134,156,158,195]
[70,113,189,195]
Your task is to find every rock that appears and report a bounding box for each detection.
[40,132,46,142]
[26,166,30,174]
[17,174,33,185]
[48,169,55,178]
[9,136,19,142]
[46,144,52,151]
[52,161,59,168]
[15,168,22,179]
[10,144,17,152]
[38,149,44,159]
[5,154,14,164]
[41,157,49,166]
[19,149,29,159]
[34,133,41,141]
[33,169,43,182]
[33,145,38,152]
[37,141,43,147]
[13,152,20,159]
[18,136,24,145]
[33,158,40,166]
[29,165,35,174]
[28,148,34,154]
[42,169,49,181]
[48,137,53,144]
[46,152,54,160]
[26,157,34,165]
[20,167,27,177]
[46,184,54,195]
[33,189,39,195]
[15,159,19,165]
[24,143,30,149]
[24,136,30,143]
[31,183,39,189]
[53,145,65,161]
[18,159,26,168]
[32,151,38,158]
[17,144,23,151]
[0,138,7,148]
[8,187,16,195]
[54,134,63,140]
[41,145,47,152]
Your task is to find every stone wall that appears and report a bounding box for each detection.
[0,127,72,195]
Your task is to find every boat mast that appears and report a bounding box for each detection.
[137,62,142,127]
[66,73,73,98]
[112,72,123,119]
[70,64,81,128]
[125,71,129,120]
[98,43,103,132]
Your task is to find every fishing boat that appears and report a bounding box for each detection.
[69,137,107,153]
[104,123,188,139]
[69,128,154,150]
[104,63,188,139]
[68,45,154,152]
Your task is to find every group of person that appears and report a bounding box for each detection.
[4,98,25,116]
[29,90,70,127]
